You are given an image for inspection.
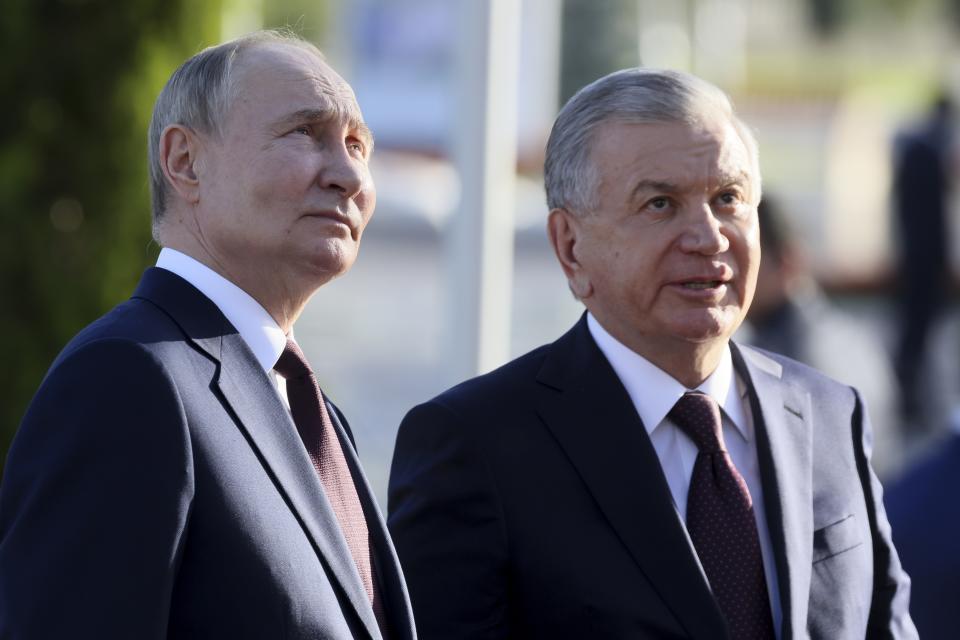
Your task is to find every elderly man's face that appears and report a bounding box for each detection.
[195,43,375,298]
[567,118,760,359]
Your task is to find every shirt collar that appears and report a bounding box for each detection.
[156,248,287,372]
[586,312,750,442]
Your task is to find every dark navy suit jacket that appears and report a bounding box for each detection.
[388,315,916,639]
[0,268,416,639]
[885,432,960,640]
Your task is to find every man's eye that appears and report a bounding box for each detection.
[649,197,670,210]
[717,191,740,206]
[294,125,312,136]
[348,141,365,154]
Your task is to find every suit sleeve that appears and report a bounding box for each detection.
[388,400,509,640]
[851,388,919,639]
[0,339,194,639]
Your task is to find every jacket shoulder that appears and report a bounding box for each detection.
[47,288,210,382]
[738,342,857,396]
[65,297,183,353]
[428,342,552,414]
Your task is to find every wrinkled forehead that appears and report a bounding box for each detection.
[625,115,758,191]
[231,42,365,125]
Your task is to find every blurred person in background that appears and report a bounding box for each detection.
[891,92,955,428]
[0,30,415,639]
[742,194,901,477]
[885,409,960,640]
[388,68,915,639]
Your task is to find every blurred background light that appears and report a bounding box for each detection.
[5,0,960,502]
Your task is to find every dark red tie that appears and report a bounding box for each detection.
[669,392,775,640]
[274,338,387,634]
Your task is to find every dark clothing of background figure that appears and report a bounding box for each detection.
[891,109,953,423]
[0,268,416,640]
[388,315,915,640]
[885,431,960,640]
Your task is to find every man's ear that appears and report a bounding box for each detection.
[547,207,593,299]
[158,124,203,205]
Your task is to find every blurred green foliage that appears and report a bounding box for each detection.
[0,1,223,461]
[264,0,331,40]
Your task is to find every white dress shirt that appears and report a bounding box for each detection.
[587,313,782,635]
[156,248,291,405]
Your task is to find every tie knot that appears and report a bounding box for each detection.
[669,392,725,453]
[274,338,313,380]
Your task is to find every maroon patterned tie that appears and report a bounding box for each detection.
[274,338,387,634]
[669,392,775,640]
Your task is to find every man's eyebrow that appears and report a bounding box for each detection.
[353,122,375,150]
[278,108,375,148]
[629,173,753,201]
[277,107,333,126]
[629,179,680,201]
[716,170,752,186]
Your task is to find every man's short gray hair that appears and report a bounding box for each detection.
[544,68,760,213]
[147,29,324,224]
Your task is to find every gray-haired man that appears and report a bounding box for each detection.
[1,30,416,639]
[388,69,915,639]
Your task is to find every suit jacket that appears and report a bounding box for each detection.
[0,267,416,640]
[885,432,960,640]
[388,315,915,639]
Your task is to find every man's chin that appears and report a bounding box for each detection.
[292,259,353,296]
[304,240,358,274]
[668,309,741,344]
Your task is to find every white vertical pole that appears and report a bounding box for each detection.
[518,0,563,151]
[446,0,521,379]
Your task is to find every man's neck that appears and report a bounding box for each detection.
[587,314,727,389]
[641,341,725,389]
[156,247,290,371]
[158,228,305,334]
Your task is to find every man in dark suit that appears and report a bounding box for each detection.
[885,424,960,639]
[388,69,915,639]
[890,95,954,424]
[0,30,415,639]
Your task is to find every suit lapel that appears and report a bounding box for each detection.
[535,317,727,640]
[216,336,380,639]
[133,268,379,639]
[732,344,813,639]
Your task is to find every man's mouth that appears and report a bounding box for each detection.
[681,281,722,290]
[305,211,355,231]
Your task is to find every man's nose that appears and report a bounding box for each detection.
[679,203,729,255]
[320,145,364,199]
